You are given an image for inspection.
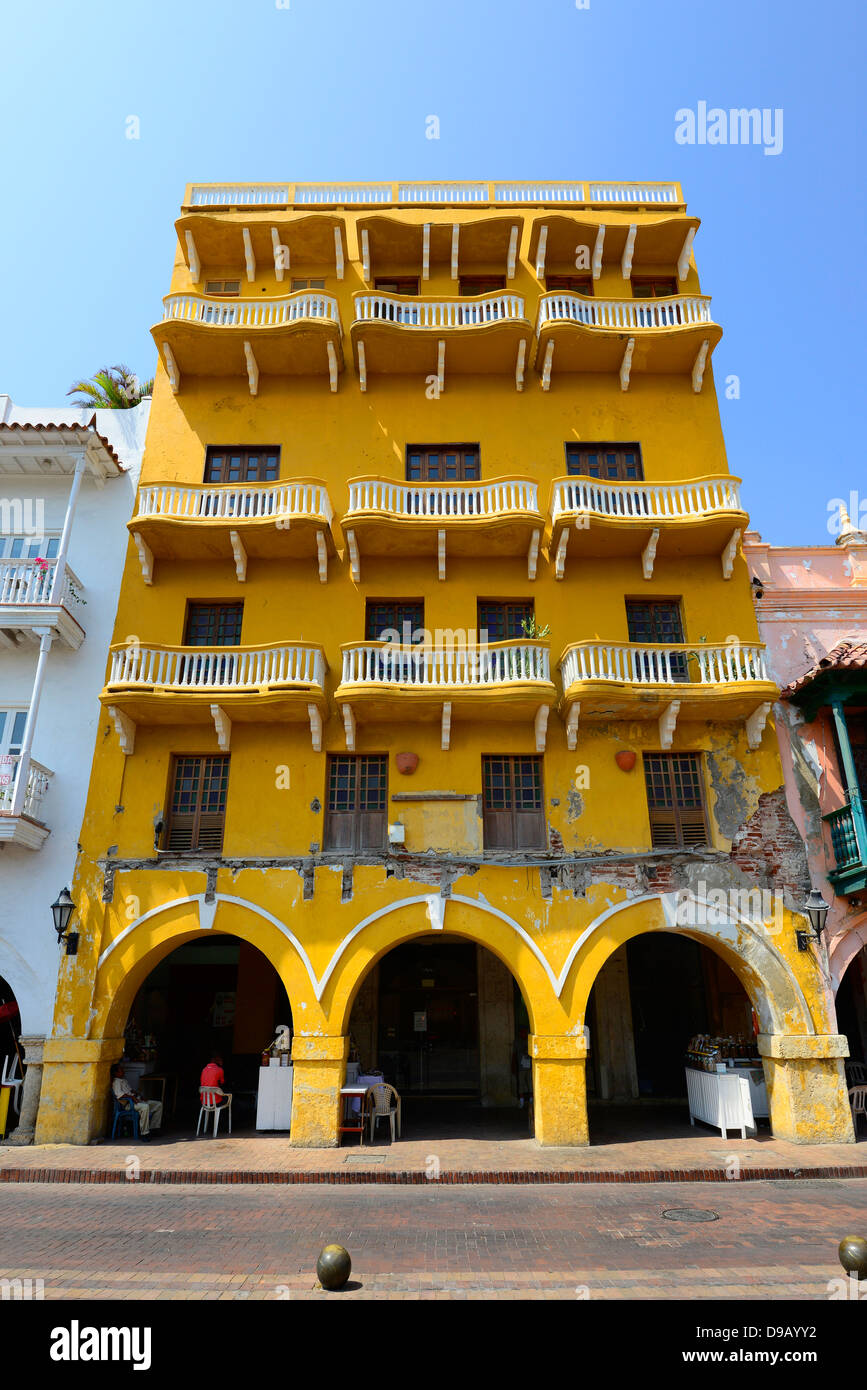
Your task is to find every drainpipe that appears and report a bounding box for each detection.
[49,449,87,604]
[829,697,867,863]
[10,630,53,816]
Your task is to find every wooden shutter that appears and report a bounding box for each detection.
[483,756,545,850]
[324,756,387,851]
[644,753,708,847]
[165,755,229,853]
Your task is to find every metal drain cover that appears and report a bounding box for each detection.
[662,1208,720,1223]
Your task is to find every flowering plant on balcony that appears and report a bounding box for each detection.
[33,557,86,606]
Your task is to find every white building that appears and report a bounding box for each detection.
[0,393,149,1142]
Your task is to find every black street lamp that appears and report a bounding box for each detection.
[797,888,830,951]
[51,887,78,956]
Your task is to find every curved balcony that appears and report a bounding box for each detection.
[549,475,749,579]
[558,641,777,750]
[152,291,344,393]
[342,477,544,581]
[0,756,53,849]
[535,292,721,389]
[129,479,334,584]
[0,558,86,648]
[102,642,328,753]
[350,292,532,387]
[336,640,555,750]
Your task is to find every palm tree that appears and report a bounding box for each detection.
[67,364,154,410]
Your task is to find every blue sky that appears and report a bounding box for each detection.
[0,0,862,544]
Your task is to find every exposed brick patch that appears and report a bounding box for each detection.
[729,787,812,903]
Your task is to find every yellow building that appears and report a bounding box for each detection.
[37,179,855,1148]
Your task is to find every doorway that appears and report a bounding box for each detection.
[377,940,480,1095]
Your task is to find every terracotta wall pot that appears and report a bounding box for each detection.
[395,752,419,775]
[615,750,637,772]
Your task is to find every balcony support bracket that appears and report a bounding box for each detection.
[721,528,741,579]
[342,703,356,752]
[211,704,232,752]
[184,230,200,283]
[621,224,637,278]
[334,225,345,280]
[327,340,338,393]
[132,532,154,586]
[515,339,526,392]
[441,701,452,752]
[592,225,605,280]
[677,227,696,281]
[451,224,460,279]
[507,225,519,280]
[534,704,549,754]
[422,223,430,281]
[346,528,360,583]
[316,530,328,584]
[308,703,323,753]
[527,528,540,581]
[241,227,256,283]
[437,529,447,582]
[162,343,180,394]
[619,336,635,391]
[360,229,371,283]
[565,702,580,752]
[659,700,680,751]
[745,702,772,752]
[357,341,367,392]
[535,224,548,279]
[642,527,660,580]
[229,529,247,583]
[271,226,286,281]
[692,339,709,393]
[437,340,445,394]
[541,340,554,391]
[243,341,259,397]
[555,528,569,580]
[108,706,136,756]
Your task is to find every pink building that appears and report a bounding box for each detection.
[743,514,867,1078]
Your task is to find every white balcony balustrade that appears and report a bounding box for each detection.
[550,475,748,578]
[538,293,712,334]
[348,478,538,519]
[136,480,332,526]
[354,292,524,330]
[0,559,86,647]
[0,756,53,848]
[185,181,684,209]
[560,642,770,690]
[351,293,531,388]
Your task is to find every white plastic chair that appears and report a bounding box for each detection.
[2,1054,23,1116]
[368,1083,401,1143]
[849,1085,867,1135]
[197,1086,233,1137]
[846,1061,867,1086]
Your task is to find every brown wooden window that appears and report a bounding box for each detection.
[374,277,419,295]
[546,275,593,294]
[626,599,688,681]
[482,755,546,850]
[184,602,243,647]
[631,277,678,298]
[164,755,230,853]
[644,753,709,848]
[324,755,388,851]
[365,601,424,643]
[291,278,325,290]
[477,600,534,643]
[204,280,240,296]
[406,445,480,482]
[204,447,280,484]
[565,443,643,481]
[459,275,506,296]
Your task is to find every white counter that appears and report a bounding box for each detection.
[686,1066,756,1139]
[256,1062,293,1130]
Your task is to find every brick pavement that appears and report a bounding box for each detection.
[0,1179,864,1299]
[2,1118,865,1186]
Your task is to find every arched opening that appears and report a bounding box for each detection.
[120,934,293,1134]
[586,931,766,1143]
[347,935,532,1140]
[837,944,867,1081]
[0,973,22,1136]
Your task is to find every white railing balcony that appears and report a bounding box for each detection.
[552,476,744,524]
[184,181,685,209]
[135,480,333,527]
[107,642,326,693]
[340,641,551,689]
[538,292,713,334]
[0,756,53,847]
[587,182,681,204]
[162,290,340,331]
[560,641,770,690]
[354,292,525,330]
[0,559,86,646]
[347,477,539,520]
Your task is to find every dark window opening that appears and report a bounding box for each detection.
[477,600,534,644]
[204,447,280,485]
[626,600,687,681]
[482,755,546,850]
[459,275,506,296]
[566,443,643,482]
[365,600,424,643]
[406,446,480,483]
[324,755,388,851]
[164,755,229,853]
[644,752,709,848]
[184,602,243,647]
[546,275,593,294]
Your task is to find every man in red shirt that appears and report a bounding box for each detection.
[200,1054,229,1111]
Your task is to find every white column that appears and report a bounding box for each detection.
[49,451,87,603]
[10,630,53,815]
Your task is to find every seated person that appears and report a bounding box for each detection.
[110,1063,163,1138]
[200,1053,230,1107]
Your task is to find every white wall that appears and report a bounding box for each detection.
[0,399,149,1038]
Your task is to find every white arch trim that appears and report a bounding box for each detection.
[96,888,813,1029]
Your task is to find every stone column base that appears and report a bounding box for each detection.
[4,1036,45,1146]
[530,1034,589,1147]
[34,1037,126,1146]
[289,1035,348,1148]
[757,1034,855,1144]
